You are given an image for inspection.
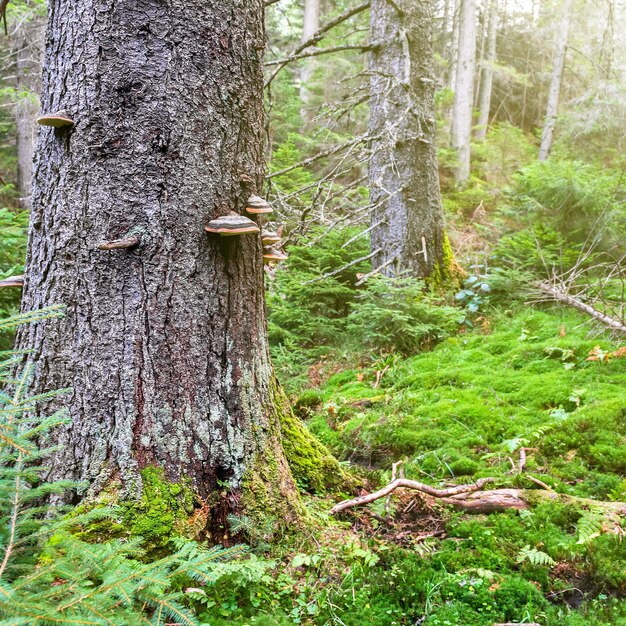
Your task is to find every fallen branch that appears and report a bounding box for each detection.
[330,477,495,515]
[330,479,626,520]
[536,281,626,334]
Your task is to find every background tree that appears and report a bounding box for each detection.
[450,0,476,185]
[474,0,497,139]
[368,0,451,280]
[539,0,574,160]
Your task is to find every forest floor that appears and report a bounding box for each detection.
[256,305,626,626]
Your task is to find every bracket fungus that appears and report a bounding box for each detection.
[261,230,281,246]
[245,195,273,215]
[263,247,288,264]
[36,110,74,128]
[0,275,24,288]
[205,212,260,236]
[96,236,141,251]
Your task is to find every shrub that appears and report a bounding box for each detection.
[347,276,459,355]
[504,159,626,251]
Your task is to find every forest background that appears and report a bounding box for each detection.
[0,0,626,624]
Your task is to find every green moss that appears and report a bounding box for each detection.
[431,231,465,290]
[122,467,195,554]
[274,380,355,494]
[67,467,195,554]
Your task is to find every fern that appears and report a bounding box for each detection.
[576,507,605,545]
[516,545,556,567]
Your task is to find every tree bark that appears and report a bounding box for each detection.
[474,0,497,140]
[16,0,303,523]
[12,3,45,208]
[368,0,450,280]
[299,0,321,118]
[538,0,573,161]
[450,0,476,185]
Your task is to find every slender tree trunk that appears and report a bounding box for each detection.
[368,0,451,280]
[16,0,303,524]
[473,5,485,108]
[12,5,45,208]
[447,0,460,93]
[475,0,498,139]
[450,0,476,185]
[538,0,573,161]
[299,0,321,118]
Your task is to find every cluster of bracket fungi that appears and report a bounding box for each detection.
[0,114,290,292]
[205,195,288,265]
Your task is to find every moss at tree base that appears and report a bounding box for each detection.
[430,232,466,290]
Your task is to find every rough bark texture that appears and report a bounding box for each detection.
[538,0,572,160]
[12,5,45,208]
[450,0,476,185]
[16,0,302,520]
[368,0,450,280]
[474,0,497,140]
[299,0,321,116]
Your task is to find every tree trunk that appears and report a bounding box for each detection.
[450,0,476,186]
[447,0,460,93]
[299,0,321,118]
[474,0,497,140]
[368,0,451,281]
[538,0,573,161]
[12,5,45,208]
[16,0,304,525]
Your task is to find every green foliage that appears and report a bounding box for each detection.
[268,227,370,350]
[346,276,459,355]
[504,159,626,250]
[516,545,556,567]
[0,208,29,327]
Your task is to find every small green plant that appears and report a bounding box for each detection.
[347,276,459,355]
[516,545,556,567]
[455,270,492,327]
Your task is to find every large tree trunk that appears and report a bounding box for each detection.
[474,0,497,140]
[11,4,45,208]
[538,0,573,161]
[299,0,321,118]
[16,0,303,524]
[450,0,476,186]
[368,0,451,280]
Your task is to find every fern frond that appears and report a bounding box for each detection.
[516,545,556,567]
[576,507,605,544]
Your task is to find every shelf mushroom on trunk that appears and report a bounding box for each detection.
[0,275,24,288]
[261,230,281,246]
[205,212,260,236]
[36,110,74,128]
[263,247,288,264]
[245,195,273,215]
